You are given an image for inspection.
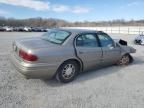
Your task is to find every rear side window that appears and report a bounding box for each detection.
[42,30,70,44]
[76,33,99,47]
[97,33,114,47]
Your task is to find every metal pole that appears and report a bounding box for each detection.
[119,25,120,34]
[139,27,141,35]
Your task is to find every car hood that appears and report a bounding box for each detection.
[121,45,136,53]
[15,37,59,49]
[135,35,144,40]
[114,39,136,53]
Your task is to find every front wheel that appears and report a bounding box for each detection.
[117,54,130,65]
[56,61,79,83]
[139,40,144,45]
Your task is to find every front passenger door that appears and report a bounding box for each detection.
[97,33,121,65]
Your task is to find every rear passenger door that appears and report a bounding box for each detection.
[75,33,102,71]
[97,33,121,65]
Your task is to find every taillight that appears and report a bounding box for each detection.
[19,49,38,61]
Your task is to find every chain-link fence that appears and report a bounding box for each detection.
[64,26,144,34]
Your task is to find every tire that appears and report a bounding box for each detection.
[134,40,138,44]
[56,61,79,83]
[139,40,143,45]
[117,54,130,65]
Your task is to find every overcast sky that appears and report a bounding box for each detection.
[0,0,144,21]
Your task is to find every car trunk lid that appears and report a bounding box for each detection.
[16,37,59,49]
[12,37,59,61]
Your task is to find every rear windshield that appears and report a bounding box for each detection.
[41,29,70,44]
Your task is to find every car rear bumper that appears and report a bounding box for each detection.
[10,52,58,79]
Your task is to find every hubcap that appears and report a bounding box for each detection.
[120,56,129,65]
[62,64,75,79]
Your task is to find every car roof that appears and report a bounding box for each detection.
[54,28,101,34]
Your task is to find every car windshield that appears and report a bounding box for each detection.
[41,29,70,44]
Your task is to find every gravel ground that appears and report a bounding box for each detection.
[0,32,144,108]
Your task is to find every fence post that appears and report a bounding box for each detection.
[119,26,120,34]
[139,27,141,35]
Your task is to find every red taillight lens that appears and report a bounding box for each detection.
[19,49,37,61]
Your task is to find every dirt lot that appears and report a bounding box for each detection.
[0,32,144,108]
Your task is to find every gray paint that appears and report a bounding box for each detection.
[11,28,136,79]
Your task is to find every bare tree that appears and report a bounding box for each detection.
[0,16,144,27]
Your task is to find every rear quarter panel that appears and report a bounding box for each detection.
[31,45,77,68]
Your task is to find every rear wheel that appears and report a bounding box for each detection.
[56,61,79,83]
[117,54,130,65]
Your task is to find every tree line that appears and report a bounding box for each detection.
[0,16,144,27]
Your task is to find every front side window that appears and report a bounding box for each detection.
[97,33,114,47]
[41,29,70,44]
[76,33,99,47]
